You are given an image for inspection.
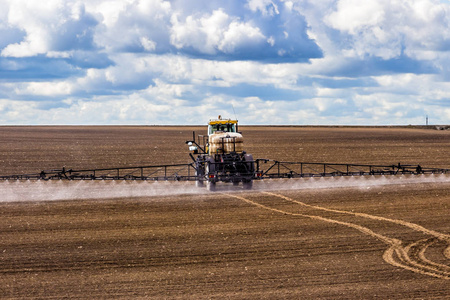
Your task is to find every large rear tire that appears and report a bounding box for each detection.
[244,154,255,176]
[205,157,216,191]
[195,160,206,188]
[207,181,216,192]
[242,180,253,190]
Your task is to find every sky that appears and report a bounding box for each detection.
[0,0,450,125]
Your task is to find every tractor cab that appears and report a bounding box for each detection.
[207,116,238,136]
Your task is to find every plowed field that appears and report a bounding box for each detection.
[0,126,449,299]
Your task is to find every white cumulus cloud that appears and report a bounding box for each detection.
[324,0,450,60]
[170,9,266,56]
[2,0,98,57]
[0,0,450,125]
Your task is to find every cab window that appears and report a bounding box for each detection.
[208,123,236,135]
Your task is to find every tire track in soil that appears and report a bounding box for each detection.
[224,192,450,280]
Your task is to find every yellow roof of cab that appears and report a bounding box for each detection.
[208,119,238,125]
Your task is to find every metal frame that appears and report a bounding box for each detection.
[0,163,198,181]
[0,160,448,181]
[255,160,449,178]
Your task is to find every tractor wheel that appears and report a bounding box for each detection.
[244,154,255,176]
[207,181,216,192]
[242,180,253,190]
[195,161,206,187]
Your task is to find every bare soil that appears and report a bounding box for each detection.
[0,126,449,299]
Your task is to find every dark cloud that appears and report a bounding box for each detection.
[0,26,25,49]
[375,56,437,74]
[51,7,98,51]
[248,2,323,62]
[102,0,322,62]
[0,56,83,81]
[65,51,114,69]
[322,55,438,78]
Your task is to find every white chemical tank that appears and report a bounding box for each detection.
[209,132,244,154]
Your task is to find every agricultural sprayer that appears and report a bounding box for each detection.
[1,117,448,191]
